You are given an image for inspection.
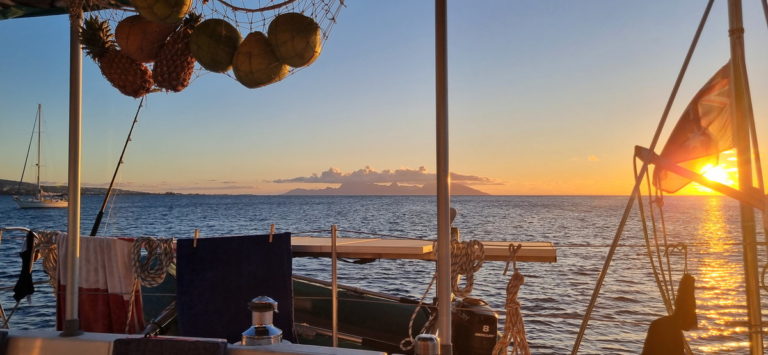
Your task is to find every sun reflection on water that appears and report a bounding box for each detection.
[687,197,750,353]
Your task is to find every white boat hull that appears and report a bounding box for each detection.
[13,197,68,209]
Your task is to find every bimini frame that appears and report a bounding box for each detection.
[59,1,457,353]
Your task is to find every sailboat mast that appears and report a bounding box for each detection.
[36,104,41,196]
[726,0,763,353]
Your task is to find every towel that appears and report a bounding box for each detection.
[0,330,7,355]
[176,233,294,343]
[56,235,144,333]
[12,231,36,302]
[112,337,226,355]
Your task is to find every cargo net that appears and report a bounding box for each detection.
[70,0,344,96]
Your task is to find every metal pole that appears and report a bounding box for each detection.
[331,224,338,347]
[727,1,763,353]
[435,0,452,353]
[36,104,42,196]
[61,10,83,337]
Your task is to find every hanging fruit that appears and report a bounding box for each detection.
[190,19,242,73]
[115,15,176,63]
[232,31,289,88]
[131,0,191,24]
[80,16,154,98]
[267,12,322,68]
[153,13,201,92]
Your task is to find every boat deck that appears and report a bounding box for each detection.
[291,236,557,262]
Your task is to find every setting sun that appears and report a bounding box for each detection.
[678,151,739,195]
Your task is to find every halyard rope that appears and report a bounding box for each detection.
[493,270,529,355]
[399,272,437,352]
[451,239,485,297]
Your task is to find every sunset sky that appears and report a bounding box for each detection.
[1,1,768,195]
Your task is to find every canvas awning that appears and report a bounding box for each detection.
[0,0,128,20]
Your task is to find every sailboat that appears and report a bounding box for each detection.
[12,104,68,209]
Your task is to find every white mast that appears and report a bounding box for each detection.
[726,0,763,353]
[36,104,41,197]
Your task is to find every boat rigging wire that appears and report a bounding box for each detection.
[16,109,38,194]
[636,162,695,355]
[635,159,673,313]
[571,1,715,353]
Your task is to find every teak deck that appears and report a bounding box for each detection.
[291,236,557,263]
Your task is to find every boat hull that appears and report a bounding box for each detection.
[13,197,68,209]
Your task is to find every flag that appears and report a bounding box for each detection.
[654,62,734,193]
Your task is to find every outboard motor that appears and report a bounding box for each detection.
[452,297,498,354]
[241,296,282,345]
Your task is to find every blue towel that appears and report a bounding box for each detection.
[176,233,294,343]
[0,330,7,355]
[112,337,226,355]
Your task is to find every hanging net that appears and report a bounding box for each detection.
[70,0,345,96]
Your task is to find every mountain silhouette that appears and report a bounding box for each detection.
[282,182,489,195]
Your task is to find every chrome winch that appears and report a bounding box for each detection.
[241,296,282,345]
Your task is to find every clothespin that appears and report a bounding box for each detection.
[193,229,200,248]
[269,224,275,243]
[503,243,523,275]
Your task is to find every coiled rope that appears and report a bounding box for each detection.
[130,237,174,288]
[126,237,174,333]
[493,270,529,355]
[451,239,485,297]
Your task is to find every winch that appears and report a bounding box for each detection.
[241,296,282,345]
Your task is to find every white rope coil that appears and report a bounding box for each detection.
[493,270,530,355]
[451,239,485,297]
[131,237,174,288]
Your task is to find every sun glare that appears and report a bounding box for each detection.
[677,151,738,195]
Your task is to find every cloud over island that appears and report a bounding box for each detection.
[273,166,501,185]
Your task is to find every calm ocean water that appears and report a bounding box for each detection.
[0,194,766,354]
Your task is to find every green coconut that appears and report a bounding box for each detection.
[233,31,289,88]
[190,19,242,73]
[267,12,322,68]
[131,0,191,24]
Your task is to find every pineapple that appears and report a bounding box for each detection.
[153,13,201,92]
[80,16,154,98]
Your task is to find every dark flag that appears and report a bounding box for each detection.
[654,62,734,193]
